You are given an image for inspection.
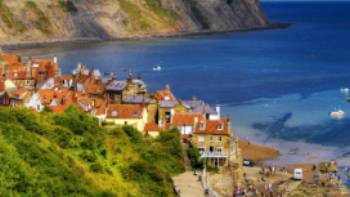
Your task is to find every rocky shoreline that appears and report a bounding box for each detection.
[0,23,289,51]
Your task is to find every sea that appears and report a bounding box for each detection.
[13,1,350,169]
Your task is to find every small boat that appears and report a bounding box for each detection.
[153,65,162,71]
[329,109,345,120]
[340,88,350,94]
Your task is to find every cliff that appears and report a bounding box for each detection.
[0,0,268,45]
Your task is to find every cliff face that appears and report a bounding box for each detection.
[0,0,268,44]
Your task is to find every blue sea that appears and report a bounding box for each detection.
[15,1,350,165]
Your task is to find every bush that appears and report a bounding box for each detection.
[188,143,203,169]
[90,162,103,173]
[54,105,101,135]
[123,125,144,144]
[79,151,97,163]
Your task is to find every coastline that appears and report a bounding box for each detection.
[0,23,289,51]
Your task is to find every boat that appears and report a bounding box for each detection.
[340,87,350,94]
[153,65,162,71]
[329,109,345,120]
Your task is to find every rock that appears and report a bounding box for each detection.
[0,0,269,44]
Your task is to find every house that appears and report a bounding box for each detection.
[106,73,148,104]
[8,89,32,107]
[182,97,220,120]
[25,89,74,112]
[105,104,148,131]
[154,85,186,126]
[172,113,203,136]
[144,122,163,137]
[30,58,61,83]
[191,118,234,166]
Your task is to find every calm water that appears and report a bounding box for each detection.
[15,2,350,164]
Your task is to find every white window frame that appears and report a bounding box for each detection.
[198,136,205,142]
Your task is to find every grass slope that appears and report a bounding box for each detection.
[0,106,184,196]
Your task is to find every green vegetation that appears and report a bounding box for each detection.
[118,0,178,32]
[118,0,152,31]
[58,0,78,13]
[26,1,51,33]
[0,106,184,196]
[0,0,26,32]
[144,0,178,24]
[188,143,203,169]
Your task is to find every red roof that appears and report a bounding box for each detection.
[172,113,203,126]
[107,104,143,119]
[5,63,27,80]
[1,53,20,65]
[194,119,230,136]
[144,122,162,132]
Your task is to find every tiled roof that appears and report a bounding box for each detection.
[38,89,73,106]
[182,100,217,115]
[172,113,203,126]
[84,82,105,95]
[60,74,73,81]
[5,63,27,80]
[107,104,143,119]
[194,119,230,136]
[1,53,19,65]
[95,107,106,116]
[123,95,151,104]
[106,80,127,92]
[144,122,162,132]
[159,100,177,108]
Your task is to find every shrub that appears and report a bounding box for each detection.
[90,162,103,173]
[54,105,101,135]
[79,151,97,162]
[188,143,203,169]
[123,125,144,144]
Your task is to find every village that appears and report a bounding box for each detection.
[0,51,238,165]
[1,51,349,197]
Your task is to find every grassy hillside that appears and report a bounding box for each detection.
[0,106,184,196]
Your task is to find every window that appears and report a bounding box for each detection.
[111,110,117,117]
[210,136,213,141]
[217,123,223,131]
[132,111,138,118]
[200,122,205,130]
[165,112,171,123]
[198,136,205,142]
[217,147,222,153]
[218,136,222,142]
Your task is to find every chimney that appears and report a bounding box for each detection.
[192,96,197,101]
[216,102,221,119]
[53,56,58,64]
[127,72,132,83]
